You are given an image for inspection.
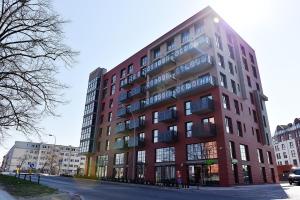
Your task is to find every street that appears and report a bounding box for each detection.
[32,176,299,200]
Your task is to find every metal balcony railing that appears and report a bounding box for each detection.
[191,122,216,138]
[158,110,177,123]
[157,130,178,143]
[145,90,176,108]
[127,137,145,148]
[191,98,214,115]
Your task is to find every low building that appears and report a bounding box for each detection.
[1,141,86,176]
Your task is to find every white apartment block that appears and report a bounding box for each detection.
[273,139,299,167]
[1,141,86,176]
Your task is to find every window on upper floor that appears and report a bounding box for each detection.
[181,30,190,43]
[228,61,234,75]
[108,112,112,122]
[240,45,246,56]
[225,116,233,134]
[152,111,158,124]
[220,73,227,88]
[153,129,158,143]
[111,74,116,84]
[249,53,255,64]
[228,44,235,59]
[222,94,230,110]
[217,53,225,68]
[120,68,126,78]
[249,92,254,104]
[185,121,193,138]
[110,84,116,95]
[128,64,134,74]
[141,55,148,67]
[215,33,223,50]
[109,99,113,108]
[153,48,160,59]
[242,57,248,71]
[195,22,204,34]
[253,110,258,123]
[247,76,252,88]
[184,101,192,115]
[240,144,249,161]
[252,65,257,78]
[167,39,175,52]
[237,121,243,137]
[231,80,237,94]
[234,100,240,114]
[229,141,236,159]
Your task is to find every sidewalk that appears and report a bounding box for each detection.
[0,189,16,200]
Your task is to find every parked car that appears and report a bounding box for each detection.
[288,167,300,185]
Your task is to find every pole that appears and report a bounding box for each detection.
[48,134,56,175]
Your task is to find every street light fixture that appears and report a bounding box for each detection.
[48,134,56,175]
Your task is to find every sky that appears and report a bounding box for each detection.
[1,0,300,161]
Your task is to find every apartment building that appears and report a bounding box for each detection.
[273,118,300,167]
[2,141,86,176]
[79,6,278,186]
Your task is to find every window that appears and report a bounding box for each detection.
[220,73,227,88]
[115,153,124,165]
[291,150,296,157]
[293,159,298,166]
[120,68,126,78]
[108,112,112,122]
[256,83,260,92]
[237,121,243,137]
[153,48,160,59]
[153,130,158,143]
[249,92,254,104]
[217,53,225,68]
[107,126,111,136]
[187,142,217,160]
[215,33,223,50]
[249,53,255,64]
[234,100,240,114]
[222,94,230,110]
[105,140,110,151]
[141,55,148,66]
[139,132,145,140]
[110,84,116,95]
[290,142,294,148]
[152,111,158,124]
[225,116,233,134]
[168,125,177,132]
[228,44,235,59]
[137,150,146,163]
[229,141,236,159]
[240,144,249,161]
[267,151,273,164]
[242,165,252,184]
[253,110,258,123]
[181,30,190,43]
[128,64,134,74]
[111,74,116,84]
[247,76,252,88]
[231,80,237,94]
[257,149,264,163]
[240,45,246,56]
[195,22,203,34]
[283,152,288,159]
[282,144,286,150]
[109,99,113,108]
[184,101,192,115]
[242,57,248,71]
[185,122,193,137]
[156,147,175,162]
[252,65,257,78]
[167,39,175,51]
[228,62,234,75]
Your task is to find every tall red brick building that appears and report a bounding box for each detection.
[79,6,278,186]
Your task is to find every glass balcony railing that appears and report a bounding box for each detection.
[117,107,129,118]
[113,139,127,150]
[128,86,145,98]
[128,69,146,84]
[145,90,176,108]
[129,101,145,113]
[127,137,145,148]
[146,72,176,91]
[118,91,129,103]
[146,35,211,75]
[158,110,177,123]
[128,119,145,130]
[157,130,178,143]
[176,75,216,97]
[120,78,132,89]
[191,122,216,138]
[115,122,129,133]
[191,98,214,115]
[175,54,214,78]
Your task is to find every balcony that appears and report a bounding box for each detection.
[127,137,145,148]
[175,54,214,79]
[120,78,132,89]
[145,53,176,76]
[146,72,176,91]
[116,107,129,118]
[129,119,145,130]
[176,75,217,98]
[158,110,177,123]
[191,122,216,138]
[129,70,146,84]
[129,101,145,113]
[113,139,127,150]
[118,92,130,103]
[145,90,176,108]
[191,98,214,115]
[157,130,178,143]
[129,86,145,98]
[174,35,211,63]
[115,122,129,134]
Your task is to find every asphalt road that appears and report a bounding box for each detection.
[28,175,299,200]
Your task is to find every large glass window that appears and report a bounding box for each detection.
[217,53,225,68]
[153,130,158,143]
[181,30,190,43]
[222,94,230,110]
[156,147,175,163]
[96,155,108,178]
[115,153,124,165]
[137,150,146,163]
[184,101,192,115]
[152,111,158,124]
[242,165,252,184]
[185,121,193,138]
[229,141,236,159]
[187,142,217,160]
[225,116,233,134]
[220,73,227,88]
[155,166,175,183]
[240,144,249,161]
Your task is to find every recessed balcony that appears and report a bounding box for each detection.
[191,122,216,138]
[129,101,145,113]
[191,98,214,115]
[127,137,145,148]
[176,75,217,98]
[145,90,176,108]
[157,130,178,143]
[116,107,129,118]
[146,72,176,91]
[128,119,145,130]
[129,69,146,84]
[175,54,214,79]
[158,110,177,123]
[118,91,130,103]
[120,78,132,89]
[128,86,145,98]
[115,122,129,134]
[113,139,127,150]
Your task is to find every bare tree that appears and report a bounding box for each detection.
[0,0,78,139]
[39,152,58,174]
[17,153,30,171]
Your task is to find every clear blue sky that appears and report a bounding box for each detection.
[1,0,300,161]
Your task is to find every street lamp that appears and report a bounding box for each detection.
[48,134,56,175]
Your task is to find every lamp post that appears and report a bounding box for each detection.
[48,134,56,175]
